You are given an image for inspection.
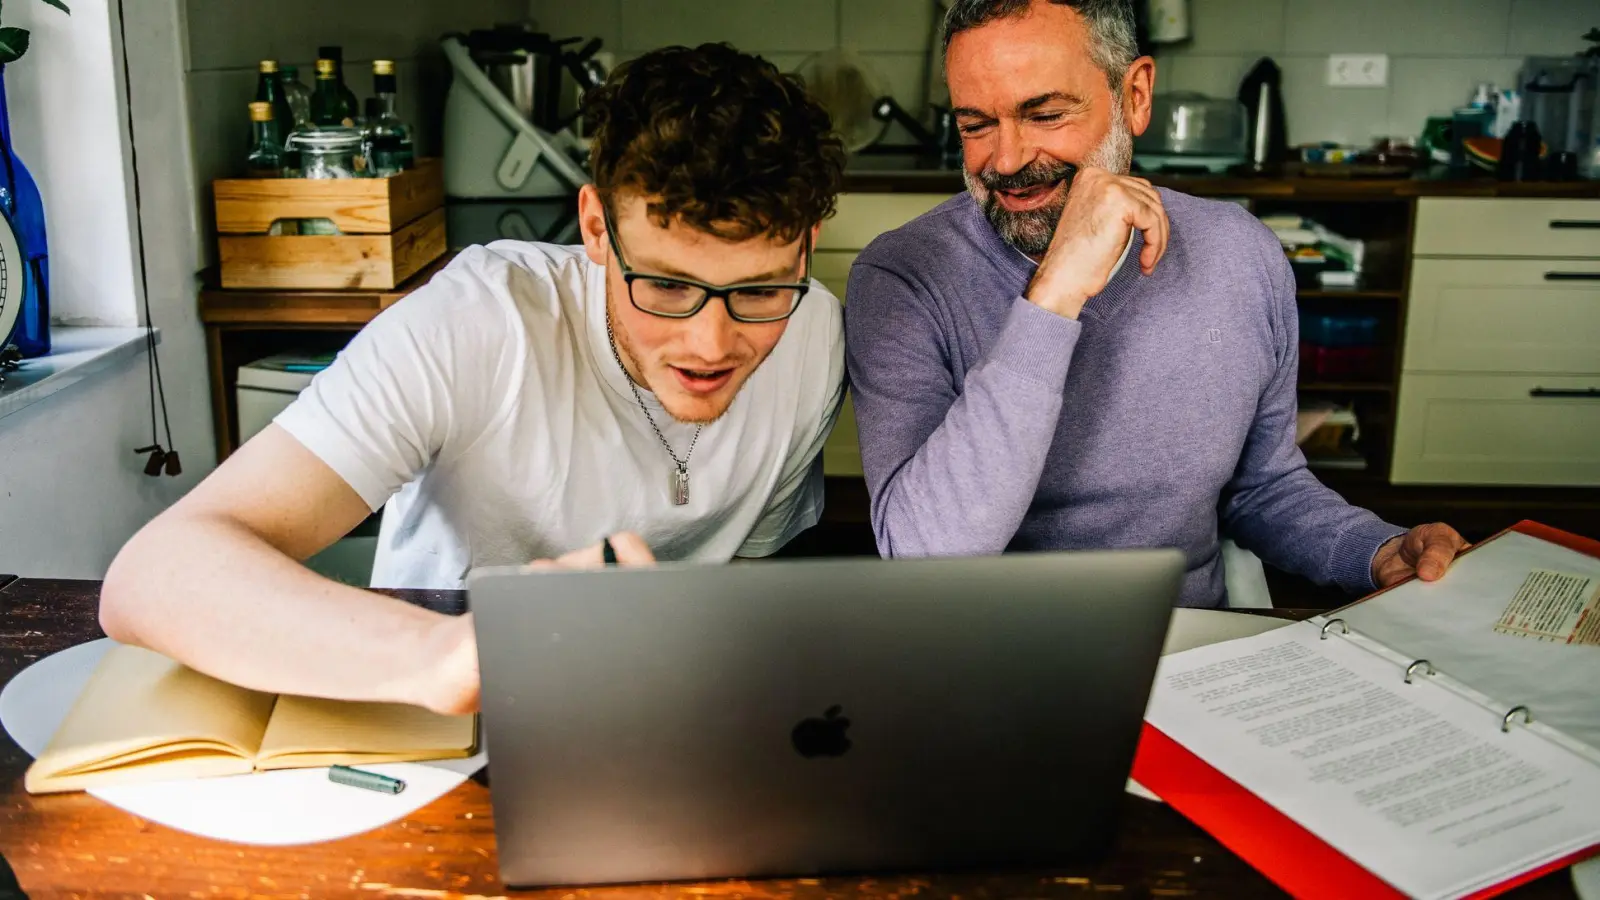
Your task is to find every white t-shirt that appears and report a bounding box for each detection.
[275,241,846,589]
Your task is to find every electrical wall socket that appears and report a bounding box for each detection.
[1327,54,1389,87]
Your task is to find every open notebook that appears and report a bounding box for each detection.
[25,644,477,794]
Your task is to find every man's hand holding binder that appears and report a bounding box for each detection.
[1137,521,1600,900]
[1373,522,1471,587]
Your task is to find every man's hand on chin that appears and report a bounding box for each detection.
[1372,522,1470,588]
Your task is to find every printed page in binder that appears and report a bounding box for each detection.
[1342,530,1600,755]
[1494,570,1600,645]
[1144,622,1600,900]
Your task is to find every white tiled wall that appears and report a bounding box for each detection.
[528,0,943,145]
[528,0,1595,147]
[1156,0,1590,144]
[183,0,523,262]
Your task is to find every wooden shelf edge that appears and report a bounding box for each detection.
[1296,289,1403,300]
[1298,382,1395,393]
[198,251,456,326]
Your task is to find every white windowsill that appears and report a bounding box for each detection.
[0,327,158,425]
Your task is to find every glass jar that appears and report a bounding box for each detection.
[285,127,366,179]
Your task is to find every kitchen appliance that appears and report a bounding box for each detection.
[445,199,580,250]
[794,49,894,153]
[1133,92,1248,174]
[794,49,957,163]
[1237,58,1286,173]
[1518,55,1596,160]
[464,24,606,133]
[441,33,590,200]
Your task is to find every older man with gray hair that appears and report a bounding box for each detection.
[843,0,1467,607]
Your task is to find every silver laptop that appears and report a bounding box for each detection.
[468,549,1183,888]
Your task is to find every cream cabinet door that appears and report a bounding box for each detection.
[812,249,862,477]
[814,192,953,479]
[818,193,954,250]
[1392,373,1600,485]
[1413,198,1600,258]
[1404,258,1600,375]
[823,394,864,478]
[812,250,857,302]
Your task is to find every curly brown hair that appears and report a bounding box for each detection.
[584,43,846,243]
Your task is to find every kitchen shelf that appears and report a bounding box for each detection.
[1296,288,1403,300]
[199,252,455,327]
[1298,381,1395,393]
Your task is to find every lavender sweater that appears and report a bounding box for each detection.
[843,189,1406,608]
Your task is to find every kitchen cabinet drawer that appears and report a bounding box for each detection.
[823,392,864,477]
[1413,198,1600,258]
[1391,373,1600,485]
[1404,258,1600,375]
[818,193,953,251]
[812,250,857,301]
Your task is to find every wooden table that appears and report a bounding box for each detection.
[0,576,1579,899]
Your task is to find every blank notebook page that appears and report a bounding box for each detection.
[255,695,475,767]
[29,645,276,785]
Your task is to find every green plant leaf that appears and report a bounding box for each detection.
[37,0,70,13]
[0,28,30,65]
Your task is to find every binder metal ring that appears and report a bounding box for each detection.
[1319,618,1349,640]
[1404,659,1434,684]
[1502,705,1533,733]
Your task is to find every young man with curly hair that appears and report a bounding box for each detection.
[98,44,848,716]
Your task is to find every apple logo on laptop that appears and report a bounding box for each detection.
[791,705,851,758]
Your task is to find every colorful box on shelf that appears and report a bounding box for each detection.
[1299,342,1389,382]
[1300,314,1379,347]
[212,160,445,290]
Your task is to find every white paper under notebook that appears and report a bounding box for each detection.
[1140,522,1600,900]
[0,639,487,845]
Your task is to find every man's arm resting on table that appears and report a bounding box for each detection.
[1221,243,1464,592]
[98,424,478,715]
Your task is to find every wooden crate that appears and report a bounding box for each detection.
[214,159,446,290]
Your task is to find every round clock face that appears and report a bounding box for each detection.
[0,212,21,350]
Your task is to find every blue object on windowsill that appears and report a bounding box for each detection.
[0,64,50,359]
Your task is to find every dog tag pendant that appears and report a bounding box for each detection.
[673,464,690,506]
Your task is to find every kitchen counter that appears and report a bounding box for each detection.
[843,156,1600,198]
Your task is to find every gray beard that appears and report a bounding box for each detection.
[965,113,1135,258]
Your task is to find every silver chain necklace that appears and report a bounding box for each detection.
[606,313,703,505]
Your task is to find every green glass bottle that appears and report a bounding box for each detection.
[246,102,284,177]
[368,59,414,173]
[318,45,361,123]
[253,60,294,138]
[310,58,351,127]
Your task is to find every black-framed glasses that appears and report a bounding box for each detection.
[601,206,813,323]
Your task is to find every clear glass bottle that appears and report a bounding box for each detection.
[278,64,312,128]
[318,45,360,124]
[367,59,413,174]
[310,59,351,127]
[246,101,284,177]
